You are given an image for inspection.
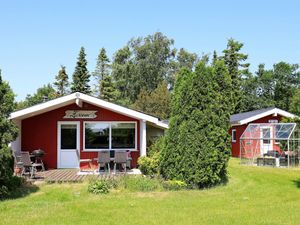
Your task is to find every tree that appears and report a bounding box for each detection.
[93,48,110,97]
[290,89,300,116]
[273,62,300,111]
[222,38,249,113]
[132,81,171,119]
[176,48,198,71]
[71,47,91,94]
[160,61,232,188]
[99,75,118,102]
[112,32,176,104]
[17,84,56,109]
[53,65,69,97]
[0,69,18,197]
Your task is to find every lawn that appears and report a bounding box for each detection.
[1,158,300,225]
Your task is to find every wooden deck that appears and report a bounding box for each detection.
[32,168,141,183]
[34,169,90,182]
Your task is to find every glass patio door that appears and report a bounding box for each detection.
[58,122,80,168]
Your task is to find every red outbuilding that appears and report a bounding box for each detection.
[229,107,296,157]
[10,92,168,169]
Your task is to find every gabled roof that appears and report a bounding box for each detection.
[10,92,168,129]
[230,107,296,126]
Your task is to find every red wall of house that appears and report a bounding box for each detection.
[229,114,284,157]
[21,102,140,169]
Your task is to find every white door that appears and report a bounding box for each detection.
[260,127,273,155]
[58,122,80,168]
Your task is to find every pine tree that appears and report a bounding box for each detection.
[99,75,118,102]
[160,61,232,188]
[93,48,110,97]
[71,47,91,94]
[54,65,69,97]
[222,39,249,113]
[0,69,18,197]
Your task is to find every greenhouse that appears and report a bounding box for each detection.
[240,123,300,168]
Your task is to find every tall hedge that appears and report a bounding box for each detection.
[0,71,18,197]
[160,61,232,188]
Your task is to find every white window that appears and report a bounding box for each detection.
[232,129,237,143]
[84,122,137,151]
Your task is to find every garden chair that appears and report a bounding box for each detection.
[97,151,110,173]
[114,151,128,174]
[20,151,39,178]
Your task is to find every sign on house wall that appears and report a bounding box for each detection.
[63,110,97,119]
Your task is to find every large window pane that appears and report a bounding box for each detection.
[112,123,135,149]
[61,124,77,149]
[85,123,109,149]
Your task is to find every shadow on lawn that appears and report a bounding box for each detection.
[291,180,300,188]
[1,182,39,201]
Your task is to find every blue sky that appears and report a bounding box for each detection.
[1,0,300,101]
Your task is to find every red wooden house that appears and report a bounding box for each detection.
[229,107,296,157]
[10,92,168,169]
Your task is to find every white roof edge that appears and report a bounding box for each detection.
[236,108,296,126]
[9,92,168,129]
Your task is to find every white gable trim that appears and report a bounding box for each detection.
[235,108,296,126]
[10,92,169,129]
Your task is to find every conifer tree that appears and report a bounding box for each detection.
[71,47,91,94]
[0,69,18,197]
[99,75,118,102]
[54,65,69,97]
[160,61,232,188]
[222,39,249,113]
[93,48,110,97]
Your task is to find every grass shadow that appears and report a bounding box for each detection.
[291,180,300,188]
[1,182,39,201]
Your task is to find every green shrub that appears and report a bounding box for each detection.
[138,153,160,176]
[121,175,163,192]
[163,180,187,191]
[148,136,165,157]
[160,64,231,188]
[88,180,109,194]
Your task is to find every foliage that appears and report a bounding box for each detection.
[121,175,163,192]
[99,74,119,102]
[132,81,171,119]
[17,84,56,109]
[88,180,109,194]
[147,136,165,157]
[0,69,19,199]
[71,47,91,94]
[160,61,232,188]
[53,65,69,97]
[93,48,111,97]
[112,32,176,104]
[162,179,187,190]
[222,38,249,113]
[138,153,160,176]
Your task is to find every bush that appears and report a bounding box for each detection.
[148,136,165,157]
[88,180,109,194]
[0,176,22,200]
[121,175,163,192]
[163,180,187,191]
[160,64,231,188]
[138,153,160,176]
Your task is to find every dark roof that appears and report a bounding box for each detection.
[230,107,276,124]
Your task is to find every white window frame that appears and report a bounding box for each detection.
[83,121,137,152]
[232,129,237,143]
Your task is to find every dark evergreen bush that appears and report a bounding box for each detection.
[160,61,232,188]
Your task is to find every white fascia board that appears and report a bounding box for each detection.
[79,93,159,124]
[238,108,296,125]
[10,93,77,120]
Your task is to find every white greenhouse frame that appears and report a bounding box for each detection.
[240,123,300,168]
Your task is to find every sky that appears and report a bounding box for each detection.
[1,0,300,101]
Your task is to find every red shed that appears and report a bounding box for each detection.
[229,107,296,157]
[10,92,168,169]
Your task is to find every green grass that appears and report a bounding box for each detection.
[1,158,300,225]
